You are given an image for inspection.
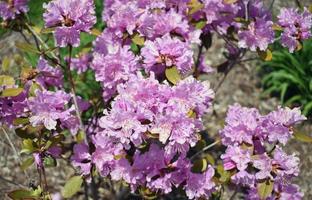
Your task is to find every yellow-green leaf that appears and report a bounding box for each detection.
[216,164,231,183]
[91,28,101,36]
[296,41,303,51]
[187,109,196,118]
[309,4,312,13]
[21,139,36,154]
[294,131,312,143]
[191,158,208,173]
[272,24,283,31]
[0,75,15,86]
[257,180,274,200]
[188,0,204,15]
[20,157,34,171]
[132,33,145,46]
[165,66,181,85]
[62,175,83,198]
[1,88,23,97]
[258,49,273,61]
[15,42,40,54]
[2,56,11,72]
[8,188,41,200]
[205,154,215,165]
[40,27,55,34]
[195,20,207,29]
[13,117,30,126]
[224,0,238,4]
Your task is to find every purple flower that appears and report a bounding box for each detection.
[265,107,306,144]
[141,34,194,75]
[70,54,92,74]
[72,143,91,175]
[221,145,252,171]
[28,90,79,133]
[91,46,140,101]
[277,184,303,200]
[232,170,255,186]
[272,146,300,180]
[278,8,312,52]
[103,0,140,37]
[43,0,96,47]
[185,166,215,199]
[238,18,275,51]
[91,134,124,177]
[253,153,273,180]
[0,89,27,126]
[93,29,122,55]
[36,57,63,88]
[220,104,263,146]
[138,9,190,40]
[0,0,28,20]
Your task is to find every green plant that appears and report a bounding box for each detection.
[260,39,312,116]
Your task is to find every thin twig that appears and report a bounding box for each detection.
[24,22,58,60]
[0,175,28,188]
[190,140,220,160]
[1,127,29,178]
[194,44,204,78]
[229,187,238,200]
[269,0,276,10]
[67,45,88,143]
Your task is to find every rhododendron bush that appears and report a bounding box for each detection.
[0,0,311,199]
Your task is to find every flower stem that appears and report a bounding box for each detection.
[67,45,87,143]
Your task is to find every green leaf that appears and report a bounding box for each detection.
[20,157,34,171]
[188,0,204,15]
[7,188,41,200]
[0,75,15,86]
[21,139,36,154]
[165,66,181,85]
[258,49,273,61]
[205,154,215,165]
[40,27,55,34]
[43,156,57,168]
[216,164,231,183]
[1,88,24,97]
[303,101,312,116]
[257,180,274,200]
[131,33,145,46]
[195,20,207,29]
[272,24,283,31]
[280,83,289,104]
[2,56,11,72]
[15,126,36,139]
[294,131,312,143]
[15,42,40,54]
[191,158,208,173]
[13,118,30,126]
[224,0,238,4]
[62,175,83,198]
[130,42,139,54]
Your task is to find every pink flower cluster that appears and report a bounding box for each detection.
[72,73,215,198]
[220,104,306,199]
[0,0,28,20]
